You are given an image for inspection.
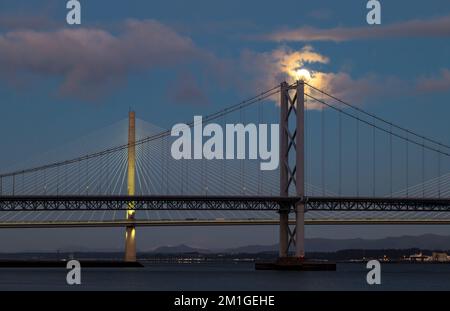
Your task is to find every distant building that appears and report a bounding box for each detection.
[431,252,450,262]
[408,253,430,262]
[407,252,450,262]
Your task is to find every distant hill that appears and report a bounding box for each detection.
[17,234,450,255]
[150,244,211,254]
[147,234,450,254]
[224,244,277,254]
[304,234,450,252]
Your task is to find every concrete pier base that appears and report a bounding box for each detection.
[0,260,144,268]
[255,257,336,271]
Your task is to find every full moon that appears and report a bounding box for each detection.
[295,68,311,81]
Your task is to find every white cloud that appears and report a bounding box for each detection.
[264,15,450,42]
[0,19,202,99]
[417,69,450,93]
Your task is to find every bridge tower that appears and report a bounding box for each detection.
[124,111,137,262]
[279,81,305,259]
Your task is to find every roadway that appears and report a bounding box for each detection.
[0,218,449,228]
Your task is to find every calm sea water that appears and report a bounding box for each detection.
[0,263,449,290]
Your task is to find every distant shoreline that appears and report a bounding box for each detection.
[1,247,450,263]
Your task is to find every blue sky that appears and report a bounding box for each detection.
[1,0,450,250]
[1,0,450,166]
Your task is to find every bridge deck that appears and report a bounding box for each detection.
[0,218,449,228]
[0,199,449,228]
[1,195,450,211]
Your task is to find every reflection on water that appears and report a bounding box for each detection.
[0,263,449,291]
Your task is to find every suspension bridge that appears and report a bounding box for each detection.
[1,80,450,263]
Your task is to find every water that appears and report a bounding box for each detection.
[0,263,449,290]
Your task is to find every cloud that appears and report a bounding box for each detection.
[0,15,446,107]
[244,46,447,107]
[272,45,329,77]
[235,46,328,91]
[264,15,450,42]
[416,69,450,93]
[0,19,203,99]
[233,46,375,107]
[170,72,209,105]
[229,45,415,109]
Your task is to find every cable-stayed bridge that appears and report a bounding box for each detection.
[1,81,450,261]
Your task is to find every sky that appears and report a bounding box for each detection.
[1,0,450,251]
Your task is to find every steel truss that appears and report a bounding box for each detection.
[0,195,297,211]
[1,195,450,212]
[305,197,450,212]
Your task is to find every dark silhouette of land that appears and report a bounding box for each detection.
[2,234,450,264]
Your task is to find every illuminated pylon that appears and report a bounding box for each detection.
[125,111,136,262]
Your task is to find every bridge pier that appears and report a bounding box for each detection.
[295,80,305,258]
[278,81,306,260]
[279,211,289,257]
[295,203,305,258]
[257,81,335,270]
[125,225,136,261]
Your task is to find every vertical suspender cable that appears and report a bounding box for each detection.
[305,96,309,195]
[321,102,325,196]
[181,154,184,195]
[240,108,244,194]
[186,148,189,194]
[201,142,204,194]
[422,139,425,198]
[57,166,59,196]
[99,155,103,194]
[78,161,81,195]
[372,124,375,197]
[43,169,46,194]
[257,102,262,195]
[166,138,169,195]
[86,158,89,195]
[438,148,441,198]
[406,133,409,197]
[107,154,111,194]
[356,112,360,197]
[223,114,227,195]
[338,111,342,196]
[161,138,164,194]
[390,124,393,197]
